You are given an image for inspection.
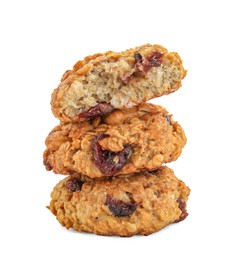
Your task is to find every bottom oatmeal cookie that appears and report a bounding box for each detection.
[48,166,190,236]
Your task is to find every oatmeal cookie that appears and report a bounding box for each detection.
[48,166,190,236]
[43,103,186,178]
[51,44,186,122]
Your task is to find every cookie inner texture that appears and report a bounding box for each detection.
[62,51,183,118]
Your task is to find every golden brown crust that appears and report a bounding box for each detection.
[48,166,190,236]
[43,103,187,178]
[51,44,186,122]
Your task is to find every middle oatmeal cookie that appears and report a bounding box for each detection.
[43,103,186,179]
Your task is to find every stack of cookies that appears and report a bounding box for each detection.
[43,44,190,236]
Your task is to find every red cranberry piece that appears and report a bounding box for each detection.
[148,169,159,175]
[174,198,189,223]
[78,103,115,120]
[134,51,163,73]
[134,53,143,63]
[92,132,131,175]
[65,178,84,192]
[134,52,144,72]
[105,195,138,217]
[121,53,143,84]
[146,52,163,67]
[44,160,53,171]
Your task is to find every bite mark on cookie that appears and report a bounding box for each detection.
[92,132,131,175]
[105,194,138,217]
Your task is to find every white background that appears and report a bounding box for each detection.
[0,0,238,259]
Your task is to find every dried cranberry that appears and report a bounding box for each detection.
[92,132,131,175]
[146,52,163,67]
[134,52,144,72]
[65,178,84,192]
[78,103,115,120]
[105,195,138,217]
[134,53,143,63]
[44,160,53,171]
[174,198,189,223]
[148,169,158,175]
[134,51,163,73]
[163,114,172,125]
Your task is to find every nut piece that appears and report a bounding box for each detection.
[103,110,124,125]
